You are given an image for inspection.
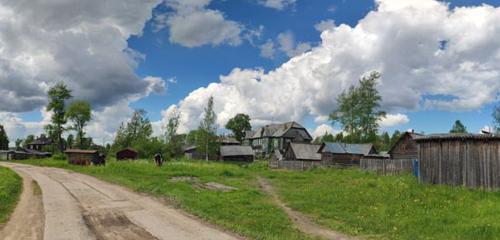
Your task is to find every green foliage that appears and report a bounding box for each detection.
[450,120,467,133]
[329,71,386,143]
[66,100,92,148]
[15,139,23,148]
[22,135,35,148]
[53,152,67,161]
[493,105,500,132]
[66,134,74,149]
[313,132,336,144]
[112,109,159,158]
[0,125,9,150]
[0,167,22,224]
[225,113,252,142]
[46,82,73,152]
[165,110,183,158]
[197,97,219,160]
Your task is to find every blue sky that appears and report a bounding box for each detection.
[3,0,500,142]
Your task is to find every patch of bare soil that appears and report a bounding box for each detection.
[257,177,355,240]
[0,173,44,240]
[193,182,238,192]
[169,176,199,183]
[83,211,158,240]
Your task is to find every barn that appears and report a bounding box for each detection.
[65,149,99,166]
[116,148,138,160]
[220,145,254,162]
[283,143,321,161]
[416,133,500,189]
[318,142,377,166]
[388,131,423,160]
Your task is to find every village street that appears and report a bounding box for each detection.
[0,162,240,240]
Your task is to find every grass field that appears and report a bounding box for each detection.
[0,166,22,225]
[9,158,500,240]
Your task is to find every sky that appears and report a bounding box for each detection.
[1,0,500,145]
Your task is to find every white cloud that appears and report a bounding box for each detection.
[154,0,243,47]
[162,0,500,133]
[277,31,312,57]
[0,0,163,113]
[258,0,296,10]
[311,124,340,139]
[315,19,336,32]
[260,40,276,59]
[378,113,410,128]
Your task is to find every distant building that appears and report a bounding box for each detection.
[220,145,255,162]
[65,149,99,166]
[283,143,321,162]
[116,148,138,160]
[243,122,313,157]
[219,136,240,146]
[388,131,423,160]
[26,134,52,151]
[318,142,377,166]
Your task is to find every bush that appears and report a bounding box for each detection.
[52,152,67,161]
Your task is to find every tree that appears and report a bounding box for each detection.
[46,82,73,152]
[225,114,251,142]
[0,125,9,150]
[493,105,500,133]
[329,71,386,143]
[21,135,35,148]
[450,120,467,133]
[313,132,335,144]
[390,130,401,147]
[165,110,183,158]
[66,134,75,149]
[15,139,23,148]
[198,96,218,161]
[112,109,155,158]
[66,101,92,148]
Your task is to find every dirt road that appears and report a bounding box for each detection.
[0,162,240,240]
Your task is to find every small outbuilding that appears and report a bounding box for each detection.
[65,149,99,166]
[416,133,500,189]
[388,131,423,160]
[318,142,377,166]
[116,148,138,160]
[283,143,321,161]
[220,145,255,162]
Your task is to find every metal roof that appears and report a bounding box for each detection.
[288,143,321,161]
[319,142,375,155]
[415,133,500,141]
[220,146,254,157]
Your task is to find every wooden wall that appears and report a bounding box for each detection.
[360,157,414,175]
[67,153,97,166]
[418,139,500,189]
[321,153,362,166]
[390,134,418,160]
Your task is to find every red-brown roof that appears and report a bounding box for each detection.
[65,149,98,154]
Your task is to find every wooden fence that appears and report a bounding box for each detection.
[360,158,414,175]
[269,160,323,170]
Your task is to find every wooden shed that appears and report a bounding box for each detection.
[220,146,255,162]
[283,143,321,161]
[416,134,500,189]
[65,149,99,166]
[388,131,423,160]
[116,148,138,160]
[318,142,377,166]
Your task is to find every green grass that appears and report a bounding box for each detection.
[0,166,22,224]
[10,158,500,240]
[12,159,311,240]
[265,168,500,240]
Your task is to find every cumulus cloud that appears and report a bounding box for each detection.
[315,19,336,32]
[277,31,313,58]
[258,0,296,10]
[154,0,243,47]
[162,0,500,133]
[311,124,340,139]
[260,40,276,59]
[0,0,163,113]
[378,113,410,128]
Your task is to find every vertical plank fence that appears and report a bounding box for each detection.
[360,157,414,175]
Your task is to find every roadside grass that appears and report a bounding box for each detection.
[0,166,22,224]
[264,168,500,240]
[12,158,312,240]
[11,158,500,240]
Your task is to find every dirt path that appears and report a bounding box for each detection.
[0,170,44,240]
[257,177,355,240]
[0,162,241,240]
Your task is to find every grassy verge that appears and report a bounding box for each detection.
[12,159,311,240]
[0,166,22,224]
[265,168,500,240]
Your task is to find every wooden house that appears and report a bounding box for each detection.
[26,134,52,151]
[243,122,313,157]
[318,142,377,166]
[220,146,255,162]
[416,133,500,189]
[219,137,240,146]
[283,143,321,161]
[388,131,423,160]
[116,148,138,160]
[65,149,99,166]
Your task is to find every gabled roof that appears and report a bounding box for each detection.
[415,133,500,141]
[319,142,375,156]
[387,131,424,154]
[220,146,254,157]
[219,136,240,145]
[244,121,312,140]
[288,143,321,161]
